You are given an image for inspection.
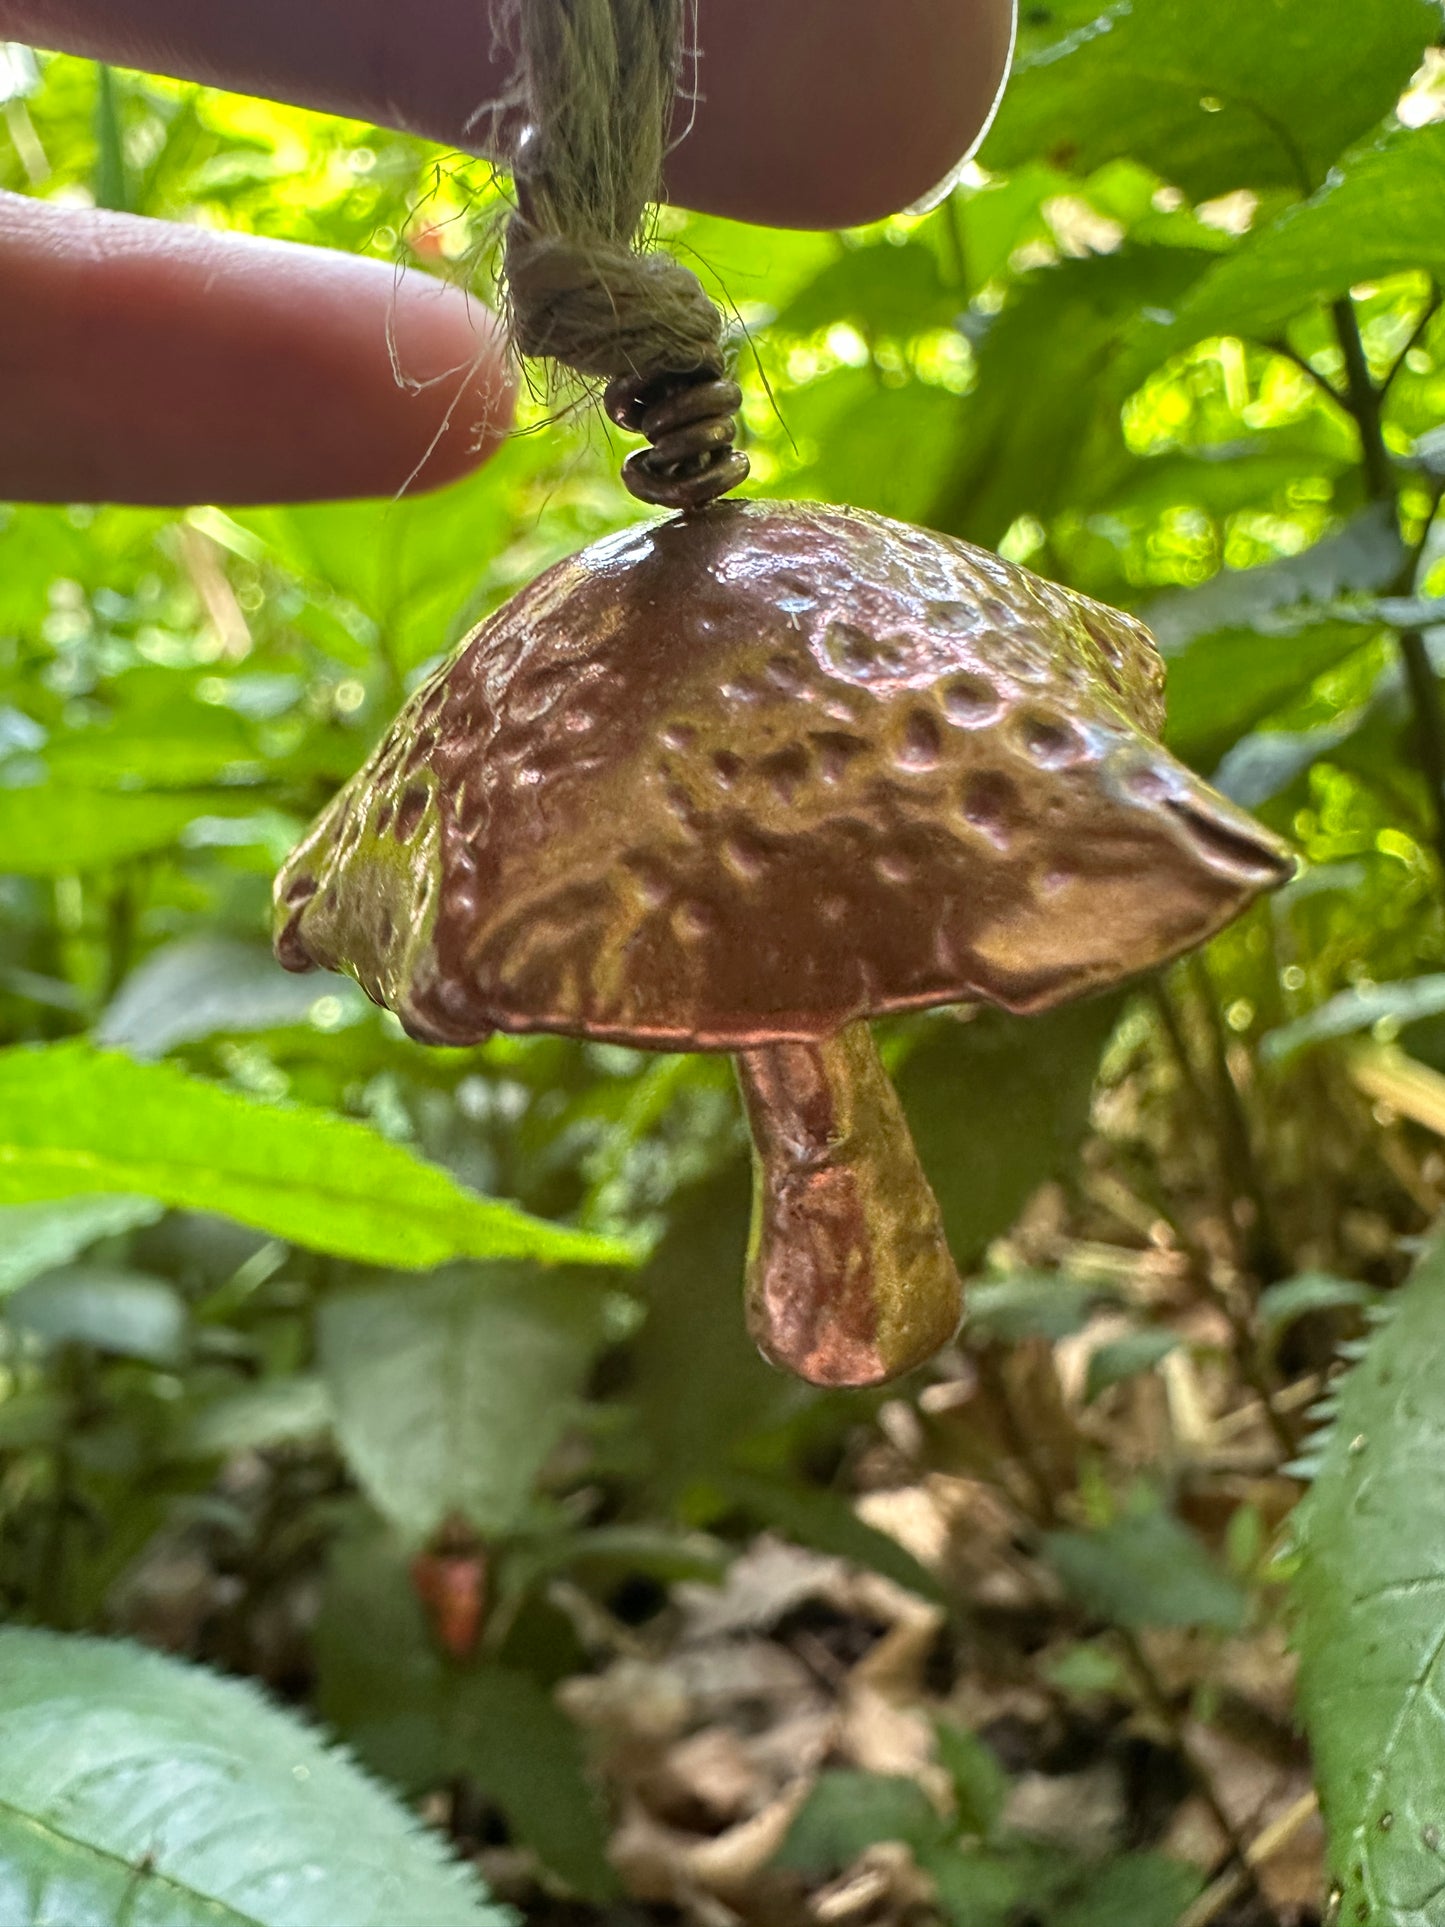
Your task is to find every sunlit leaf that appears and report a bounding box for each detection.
[0,1043,630,1269]
[984,0,1437,200]
[1129,121,1445,373]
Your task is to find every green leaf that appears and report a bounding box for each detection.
[1147,507,1405,650]
[928,250,1208,546]
[99,935,364,1058]
[776,1771,947,1874]
[631,1165,801,1495]
[776,240,958,339]
[0,1195,162,1298]
[1049,1852,1203,1927]
[235,447,549,678]
[1212,721,1354,809]
[5,1264,187,1364]
[926,1842,1068,1927]
[983,0,1438,200]
[0,1625,507,1927]
[0,784,259,873]
[44,698,261,790]
[1294,1238,1445,1922]
[1258,1272,1376,1348]
[1263,975,1445,1062]
[766,369,968,525]
[319,1265,615,1539]
[182,1375,335,1457]
[1083,1328,1181,1402]
[1130,121,1445,373]
[1044,1506,1249,1631]
[967,1273,1117,1346]
[934,1722,1009,1838]
[898,999,1124,1273]
[317,1524,614,1900]
[1145,506,1404,763]
[0,1043,629,1269]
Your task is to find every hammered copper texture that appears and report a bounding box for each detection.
[275,501,1292,1050]
[738,1022,963,1387]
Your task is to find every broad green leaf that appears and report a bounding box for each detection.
[0,1195,162,1297]
[0,1626,507,1927]
[43,699,261,789]
[0,1043,629,1269]
[631,1165,801,1495]
[927,1844,1068,1927]
[983,0,1438,200]
[317,1523,614,1899]
[319,1266,615,1539]
[1044,1506,1249,1631]
[99,935,364,1058]
[0,784,259,873]
[1146,507,1405,651]
[928,250,1209,545]
[776,239,959,340]
[5,1264,187,1364]
[1129,122,1445,374]
[899,1000,1124,1272]
[1212,721,1354,810]
[1293,1238,1445,1924]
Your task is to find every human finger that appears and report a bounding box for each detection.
[0,0,1016,230]
[0,191,513,504]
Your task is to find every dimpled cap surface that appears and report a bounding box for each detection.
[274,501,1290,1048]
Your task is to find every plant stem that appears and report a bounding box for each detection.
[1148,978,1300,1459]
[1184,958,1290,1285]
[1331,294,1445,875]
[1115,1625,1272,1909]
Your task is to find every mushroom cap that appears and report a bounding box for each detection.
[275,501,1292,1049]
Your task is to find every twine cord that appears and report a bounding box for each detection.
[498,0,749,509]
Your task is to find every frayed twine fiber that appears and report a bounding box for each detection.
[497,0,727,387]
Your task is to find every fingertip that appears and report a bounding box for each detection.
[338,267,518,495]
[0,197,518,505]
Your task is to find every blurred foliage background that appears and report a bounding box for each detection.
[6,4,1445,1924]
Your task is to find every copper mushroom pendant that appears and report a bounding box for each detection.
[274,503,1292,1387]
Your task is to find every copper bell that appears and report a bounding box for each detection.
[275,502,1292,1387]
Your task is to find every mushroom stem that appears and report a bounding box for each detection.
[734,1021,964,1388]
